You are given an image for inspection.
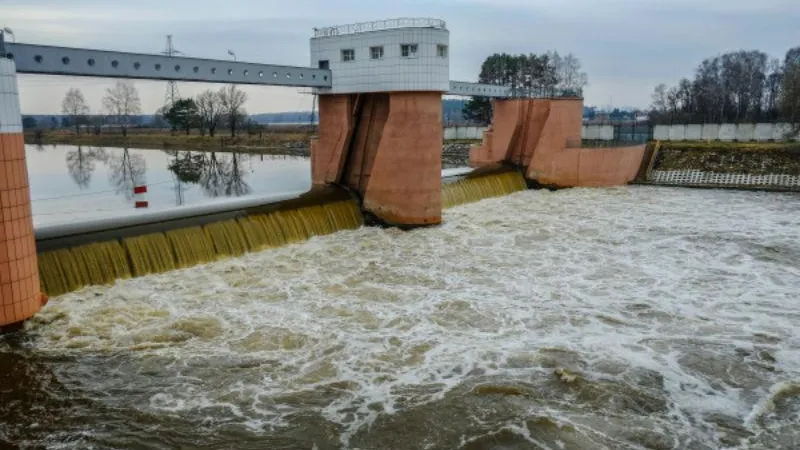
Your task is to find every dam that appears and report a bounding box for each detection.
[1,17,800,450]
[1,18,644,327]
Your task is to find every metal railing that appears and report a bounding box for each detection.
[313,18,447,38]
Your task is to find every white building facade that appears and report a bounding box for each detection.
[310,18,450,94]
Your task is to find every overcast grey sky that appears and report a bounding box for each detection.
[3,0,798,114]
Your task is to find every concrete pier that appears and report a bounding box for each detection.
[0,59,44,330]
[312,92,442,226]
[471,98,646,188]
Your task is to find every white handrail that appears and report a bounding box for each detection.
[313,18,447,38]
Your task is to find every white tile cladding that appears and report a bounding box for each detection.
[310,26,450,94]
[0,58,22,134]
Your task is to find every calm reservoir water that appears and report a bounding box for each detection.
[25,144,311,227]
[1,185,799,449]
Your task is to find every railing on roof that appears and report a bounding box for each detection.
[313,18,447,38]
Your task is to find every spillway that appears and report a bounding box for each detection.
[442,166,528,209]
[35,169,528,297]
[35,187,362,297]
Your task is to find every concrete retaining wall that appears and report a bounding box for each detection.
[444,126,486,140]
[581,124,614,140]
[447,123,796,142]
[445,124,616,141]
[653,123,795,142]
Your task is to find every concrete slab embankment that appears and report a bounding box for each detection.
[641,142,800,191]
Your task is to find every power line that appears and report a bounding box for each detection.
[31,179,176,202]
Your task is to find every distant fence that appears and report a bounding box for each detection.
[653,123,795,142]
[444,125,634,142]
[444,123,797,142]
[443,126,486,140]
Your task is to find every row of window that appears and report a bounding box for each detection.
[338,44,448,63]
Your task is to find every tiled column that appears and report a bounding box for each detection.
[0,58,43,330]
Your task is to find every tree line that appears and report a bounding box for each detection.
[649,47,800,131]
[462,51,589,124]
[161,85,247,137]
[56,81,252,137]
[61,81,143,134]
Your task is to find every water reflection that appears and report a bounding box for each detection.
[166,151,204,206]
[197,152,253,198]
[65,146,107,189]
[107,149,148,200]
[167,151,204,184]
[27,145,313,226]
[166,151,253,203]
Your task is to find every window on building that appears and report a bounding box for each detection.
[437,44,448,58]
[400,44,418,58]
[318,60,329,70]
[370,46,384,60]
[341,49,355,62]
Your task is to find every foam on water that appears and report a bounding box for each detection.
[14,186,800,448]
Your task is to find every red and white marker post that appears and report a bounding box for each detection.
[133,185,148,208]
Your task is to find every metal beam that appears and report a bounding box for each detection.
[5,43,333,88]
[2,42,515,96]
[447,81,511,98]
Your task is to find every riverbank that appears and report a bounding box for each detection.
[24,130,314,154]
[25,132,478,168]
[643,141,800,190]
[653,141,800,174]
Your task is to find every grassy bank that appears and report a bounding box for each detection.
[24,130,314,154]
[654,140,800,174]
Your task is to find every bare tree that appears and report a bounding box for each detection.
[549,51,588,94]
[102,81,142,133]
[649,49,792,124]
[650,84,668,114]
[781,57,800,137]
[196,90,224,137]
[218,85,248,137]
[61,88,90,134]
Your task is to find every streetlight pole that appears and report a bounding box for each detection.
[0,27,14,57]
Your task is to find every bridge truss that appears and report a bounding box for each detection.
[2,40,510,97]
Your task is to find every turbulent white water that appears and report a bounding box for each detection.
[17,186,800,449]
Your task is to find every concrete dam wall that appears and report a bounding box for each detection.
[653,123,796,142]
[30,169,527,300]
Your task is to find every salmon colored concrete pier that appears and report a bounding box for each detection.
[0,59,45,331]
[470,98,646,187]
[311,92,442,226]
[308,19,451,226]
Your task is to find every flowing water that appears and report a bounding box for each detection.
[37,170,517,298]
[2,186,800,449]
[442,170,527,209]
[37,200,363,297]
